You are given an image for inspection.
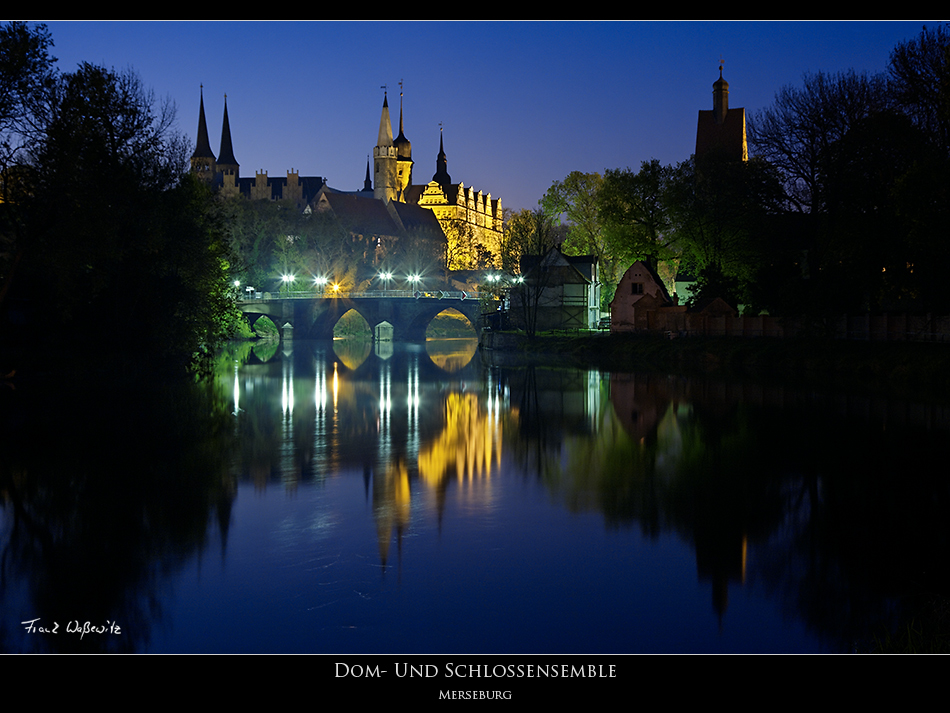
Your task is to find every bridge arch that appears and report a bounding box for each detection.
[334,309,372,339]
[424,307,477,338]
[241,293,484,342]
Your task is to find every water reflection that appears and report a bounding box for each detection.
[2,339,949,652]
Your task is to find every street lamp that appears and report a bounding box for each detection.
[313,275,327,293]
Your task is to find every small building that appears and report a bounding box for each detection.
[609,261,678,332]
[509,247,600,332]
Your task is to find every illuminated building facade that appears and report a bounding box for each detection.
[190,87,503,268]
[376,92,504,268]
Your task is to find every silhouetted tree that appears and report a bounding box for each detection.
[666,154,783,310]
[12,60,238,374]
[597,160,678,271]
[888,23,950,157]
[747,69,891,215]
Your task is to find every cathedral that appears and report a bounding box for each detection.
[191,87,504,268]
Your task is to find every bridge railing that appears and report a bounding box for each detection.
[240,290,481,301]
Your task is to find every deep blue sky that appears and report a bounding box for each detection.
[38,20,939,212]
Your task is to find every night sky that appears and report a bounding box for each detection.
[39,20,937,212]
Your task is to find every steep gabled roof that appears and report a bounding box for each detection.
[312,188,444,243]
[520,246,594,284]
[388,201,445,240]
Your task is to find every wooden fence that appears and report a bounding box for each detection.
[625,311,950,342]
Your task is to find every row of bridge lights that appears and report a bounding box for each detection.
[240,270,523,295]
[275,271,427,292]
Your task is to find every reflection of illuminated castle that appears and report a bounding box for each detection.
[190,87,503,268]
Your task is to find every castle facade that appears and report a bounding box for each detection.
[191,88,503,268]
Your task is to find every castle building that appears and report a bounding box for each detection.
[371,90,504,268]
[695,64,748,162]
[191,87,503,268]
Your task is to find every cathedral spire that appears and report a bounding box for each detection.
[191,85,216,179]
[432,125,451,188]
[217,94,239,176]
[363,157,373,192]
[374,89,397,202]
[394,85,411,158]
[377,91,394,149]
[392,81,412,199]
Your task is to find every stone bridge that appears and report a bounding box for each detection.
[239,290,486,341]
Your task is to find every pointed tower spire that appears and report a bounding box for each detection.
[392,81,412,200]
[217,94,239,176]
[191,85,216,179]
[377,91,394,149]
[363,157,373,192]
[374,88,397,202]
[432,124,451,188]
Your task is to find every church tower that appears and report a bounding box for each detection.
[695,62,747,162]
[712,66,729,125]
[216,95,239,178]
[191,86,217,181]
[374,92,398,202]
[392,87,413,202]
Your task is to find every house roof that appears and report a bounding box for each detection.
[520,246,595,283]
[616,260,673,304]
[313,188,445,242]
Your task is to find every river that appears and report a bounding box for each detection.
[1,337,948,654]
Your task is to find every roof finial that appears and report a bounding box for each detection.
[719,55,724,78]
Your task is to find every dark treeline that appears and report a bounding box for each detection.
[0,22,240,377]
[536,24,950,327]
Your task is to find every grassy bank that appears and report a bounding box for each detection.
[480,330,950,399]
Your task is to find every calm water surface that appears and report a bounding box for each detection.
[2,338,948,653]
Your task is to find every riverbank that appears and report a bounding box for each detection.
[479,330,950,400]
